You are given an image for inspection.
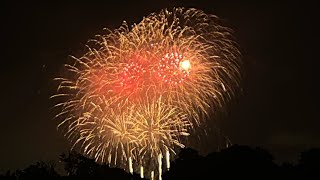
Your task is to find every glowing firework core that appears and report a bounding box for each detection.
[118,61,146,94]
[157,52,190,85]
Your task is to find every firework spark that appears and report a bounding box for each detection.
[53,7,241,179]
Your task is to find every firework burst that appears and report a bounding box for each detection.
[52,7,241,179]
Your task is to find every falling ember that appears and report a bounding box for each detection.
[158,153,163,180]
[166,150,170,170]
[151,171,154,180]
[53,7,241,179]
[140,166,144,178]
[129,157,133,174]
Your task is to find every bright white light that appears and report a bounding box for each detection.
[180,60,191,71]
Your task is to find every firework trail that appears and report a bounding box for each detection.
[52,7,241,179]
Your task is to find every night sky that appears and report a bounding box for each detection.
[1,0,318,171]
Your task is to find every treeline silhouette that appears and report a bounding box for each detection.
[1,145,319,179]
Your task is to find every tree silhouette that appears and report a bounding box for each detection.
[15,161,59,179]
[163,148,207,179]
[2,146,320,179]
[0,170,16,180]
[164,145,278,179]
[297,148,320,178]
[59,151,131,179]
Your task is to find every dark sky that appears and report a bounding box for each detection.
[1,0,318,171]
